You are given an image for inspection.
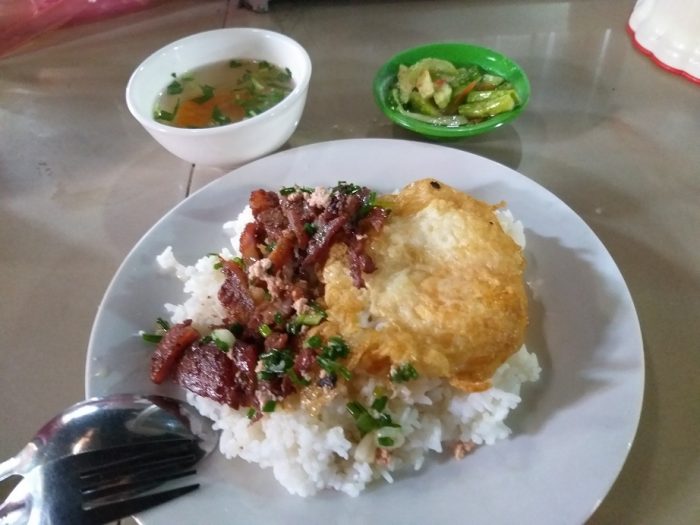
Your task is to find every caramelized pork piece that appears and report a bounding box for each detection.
[218,259,255,322]
[175,341,243,408]
[150,320,200,384]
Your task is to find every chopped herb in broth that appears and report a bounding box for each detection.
[153,59,294,129]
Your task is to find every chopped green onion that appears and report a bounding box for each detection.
[251,77,265,92]
[211,328,235,352]
[317,356,351,380]
[303,222,318,236]
[274,312,284,325]
[262,400,277,413]
[346,400,402,437]
[141,317,171,344]
[358,191,377,218]
[167,79,183,95]
[212,106,231,126]
[153,99,180,122]
[377,413,399,428]
[141,333,162,344]
[286,322,302,335]
[346,401,365,419]
[323,336,349,360]
[287,368,311,387]
[193,84,215,104]
[335,364,352,381]
[371,395,388,412]
[376,426,405,449]
[305,335,323,349]
[246,407,256,419]
[229,323,244,337]
[334,181,362,195]
[209,252,223,269]
[355,413,378,435]
[279,185,312,196]
[258,348,294,381]
[286,305,327,334]
[309,334,352,381]
[259,324,272,337]
[390,362,419,383]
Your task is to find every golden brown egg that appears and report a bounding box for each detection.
[321,179,528,392]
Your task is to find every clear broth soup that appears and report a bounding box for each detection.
[153,59,294,129]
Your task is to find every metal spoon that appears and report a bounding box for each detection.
[0,394,218,482]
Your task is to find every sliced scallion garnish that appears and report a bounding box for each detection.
[390,362,419,383]
[193,84,215,104]
[167,79,183,95]
[371,395,388,412]
[141,333,163,344]
[211,328,235,352]
[377,436,394,447]
[305,335,323,349]
[258,324,272,338]
[287,368,311,387]
[346,400,401,437]
[303,222,318,236]
[212,106,231,126]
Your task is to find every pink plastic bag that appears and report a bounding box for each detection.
[0,0,161,58]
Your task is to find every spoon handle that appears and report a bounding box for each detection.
[0,477,29,525]
[0,455,19,483]
[0,443,38,483]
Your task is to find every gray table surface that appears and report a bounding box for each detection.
[1,1,699,523]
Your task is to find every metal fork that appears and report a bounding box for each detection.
[0,438,201,525]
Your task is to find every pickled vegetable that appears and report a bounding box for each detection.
[391,57,520,127]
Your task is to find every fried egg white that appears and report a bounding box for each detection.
[320,179,528,392]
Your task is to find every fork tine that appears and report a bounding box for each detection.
[83,466,197,502]
[83,483,200,524]
[78,443,199,488]
[72,438,199,474]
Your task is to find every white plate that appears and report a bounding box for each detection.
[86,139,644,524]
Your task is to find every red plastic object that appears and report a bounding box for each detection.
[626,22,700,85]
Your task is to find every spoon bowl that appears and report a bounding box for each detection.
[0,394,218,481]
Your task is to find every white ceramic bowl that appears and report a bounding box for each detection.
[126,28,312,167]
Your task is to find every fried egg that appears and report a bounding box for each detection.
[321,179,528,392]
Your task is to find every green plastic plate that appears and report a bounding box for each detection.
[373,43,530,139]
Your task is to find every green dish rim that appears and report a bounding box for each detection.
[373,42,531,138]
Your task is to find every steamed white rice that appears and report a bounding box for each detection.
[156,203,540,497]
